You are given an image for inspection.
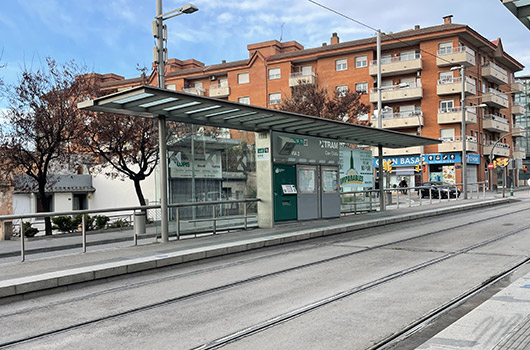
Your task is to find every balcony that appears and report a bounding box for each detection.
[369,82,423,103]
[512,104,525,115]
[183,87,206,96]
[438,136,478,153]
[289,72,317,87]
[484,141,510,157]
[512,126,526,137]
[208,83,230,98]
[437,107,477,125]
[482,62,508,85]
[437,77,476,96]
[436,46,476,67]
[371,110,423,130]
[512,81,524,93]
[483,114,510,133]
[482,88,509,109]
[513,148,526,159]
[369,53,422,77]
[372,146,424,157]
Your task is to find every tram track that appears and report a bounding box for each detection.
[1,205,529,349]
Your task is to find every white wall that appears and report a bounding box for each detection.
[54,193,72,212]
[13,194,32,215]
[90,173,156,210]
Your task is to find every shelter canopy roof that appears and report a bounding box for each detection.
[78,86,440,149]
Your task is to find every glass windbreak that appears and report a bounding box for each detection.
[298,168,316,193]
[157,123,257,238]
[322,169,338,192]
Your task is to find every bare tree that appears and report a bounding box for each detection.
[0,57,89,235]
[279,83,370,125]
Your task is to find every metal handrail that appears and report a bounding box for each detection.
[437,45,475,56]
[1,198,260,262]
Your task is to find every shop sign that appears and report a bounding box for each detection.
[466,153,480,164]
[168,150,222,179]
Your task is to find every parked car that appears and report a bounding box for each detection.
[419,182,461,199]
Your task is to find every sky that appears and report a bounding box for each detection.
[1,0,529,102]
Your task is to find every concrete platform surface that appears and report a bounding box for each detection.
[418,272,530,349]
[0,198,511,301]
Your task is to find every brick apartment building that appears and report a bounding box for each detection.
[96,15,525,189]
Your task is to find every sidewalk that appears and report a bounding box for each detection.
[0,196,511,301]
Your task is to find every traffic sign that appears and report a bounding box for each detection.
[488,163,494,169]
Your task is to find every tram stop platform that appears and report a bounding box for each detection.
[0,196,512,301]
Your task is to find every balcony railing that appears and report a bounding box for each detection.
[371,110,423,129]
[369,53,422,76]
[372,145,424,157]
[512,103,525,115]
[482,88,509,109]
[288,72,317,87]
[484,141,510,157]
[437,106,477,124]
[512,81,524,93]
[438,136,478,153]
[369,82,423,103]
[483,114,510,133]
[437,76,476,95]
[482,62,508,85]
[209,83,230,98]
[183,87,206,96]
[436,46,476,67]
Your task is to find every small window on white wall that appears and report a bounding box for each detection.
[238,72,249,84]
[269,93,281,105]
[268,68,281,80]
[238,96,250,105]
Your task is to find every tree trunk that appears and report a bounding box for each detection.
[38,186,53,236]
[133,179,146,206]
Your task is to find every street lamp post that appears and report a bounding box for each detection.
[376,29,385,211]
[452,65,469,199]
[154,0,198,243]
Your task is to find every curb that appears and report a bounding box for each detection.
[0,198,510,300]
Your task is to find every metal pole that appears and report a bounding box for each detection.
[377,29,382,129]
[378,145,385,211]
[20,220,25,262]
[503,168,506,198]
[82,215,87,253]
[460,66,468,199]
[156,0,169,243]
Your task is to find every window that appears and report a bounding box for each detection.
[301,66,312,76]
[166,84,176,91]
[355,82,368,93]
[269,93,281,105]
[268,68,281,80]
[440,100,454,112]
[336,59,347,71]
[219,78,228,87]
[438,41,453,55]
[238,96,250,105]
[336,85,348,97]
[238,72,249,84]
[439,71,453,83]
[355,55,367,68]
[194,82,203,89]
[400,50,416,61]
[440,128,455,142]
[380,53,391,64]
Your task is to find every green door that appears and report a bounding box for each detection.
[273,164,297,222]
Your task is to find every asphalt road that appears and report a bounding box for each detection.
[1,198,530,349]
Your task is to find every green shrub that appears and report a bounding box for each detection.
[52,216,77,233]
[22,221,39,237]
[73,215,96,231]
[94,215,110,230]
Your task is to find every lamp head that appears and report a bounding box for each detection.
[181,3,198,14]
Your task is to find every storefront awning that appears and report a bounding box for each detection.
[79,85,440,149]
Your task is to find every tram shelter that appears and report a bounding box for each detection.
[79,85,440,237]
